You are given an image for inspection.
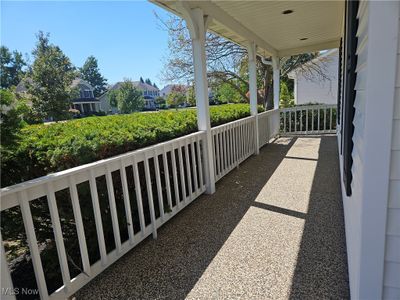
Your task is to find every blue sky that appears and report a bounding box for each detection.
[1,1,173,88]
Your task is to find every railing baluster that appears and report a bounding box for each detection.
[1,232,16,300]
[212,133,218,178]
[295,109,297,133]
[300,109,303,133]
[215,130,222,178]
[89,169,107,265]
[190,138,199,193]
[311,109,314,132]
[132,157,146,234]
[318,107,321,131]
[162,149,173,212]
[283,111,287,133]
[223,129,228,171]
[177,142,187,203]
[69,176,91,275]
[230,124,235,165]
[289,110,292,133]
[184,142,193,200]
[153,152,165,220]
[330,107,333,131]
[46,182,71,291]
[324,108,327,132]
[197,135,205,188]
[219,130,224,174]
[170,147,180,208]
[306,109,309,134]
[143,155,157,239]
[119,159,135,244]
[105,166,121,254]
[18,190,49,300]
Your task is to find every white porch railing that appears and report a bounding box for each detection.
[280,104,337,135]
[211,115,256,182]
[0,109,281,300]
[258,109,280,147]
[1,131,207,300]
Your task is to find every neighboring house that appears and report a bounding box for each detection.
[15,78,100,115]
[99,81,161,113]
[70,79,100,114]
[160,84,187,98]
[288,49,338,105]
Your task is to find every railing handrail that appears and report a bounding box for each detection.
[258,108,279,117]
[0,130,206,198]
[280,104,336,112]
[211,114,255,131]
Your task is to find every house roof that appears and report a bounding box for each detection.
[287,48,339,79]
[151,0,344,57]
[71,78,94,90]
[102,81,160,96]
[132,81,160,91]
[161,84,188,94]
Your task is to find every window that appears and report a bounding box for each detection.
[342,0,359,196]
[83,90,93,98]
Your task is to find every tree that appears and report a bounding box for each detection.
[215,82,243,104]
[140,77,144,83]
[166,91,186,108]
[157,14,330,109]
[145,78,152,85]
[108,80,144,113]
[0,46,26,89]
[279,81,294,108]
[152,82,158,89]
[0,89,26,146]
[27,32,77,121]
[79,56,107,97]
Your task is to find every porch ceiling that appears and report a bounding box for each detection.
[152,0,344,57]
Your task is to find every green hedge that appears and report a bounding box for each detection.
[1,104,256,187]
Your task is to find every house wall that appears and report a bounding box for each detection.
[99,94,118,114]
[383,7,400,298]
[294,51,338,105]
[338,1,400,299]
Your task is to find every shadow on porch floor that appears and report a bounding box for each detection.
[74,135,349,300]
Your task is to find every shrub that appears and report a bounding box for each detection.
[1,104,256,187]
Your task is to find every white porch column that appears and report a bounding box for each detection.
[186,8,216,194]
[272,56,280,109]
[247,42,259,154]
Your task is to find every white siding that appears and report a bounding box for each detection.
[383,13,400,296]
[339,3,368,298]
[293,51,339,105]
[339,1,400,299]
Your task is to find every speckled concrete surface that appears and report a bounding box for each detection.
[74,136,349,300]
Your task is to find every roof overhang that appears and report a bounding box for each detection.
[151,0,344,57]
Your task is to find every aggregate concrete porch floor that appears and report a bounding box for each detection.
[74,136,349,300]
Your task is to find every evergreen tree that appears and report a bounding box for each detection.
[79,56,107,97]
[145,78,152,85]
[152,82,158,89]
[140,77,144,83]
[0,46,26,89]
[28,32,76,121]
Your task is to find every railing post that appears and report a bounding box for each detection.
[1,232,16,300]
[247,42,259,154]
[182,6,215,194]
[272,56,280,110]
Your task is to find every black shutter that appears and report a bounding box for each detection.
[337,38,343,125]
[342,0,359,196]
